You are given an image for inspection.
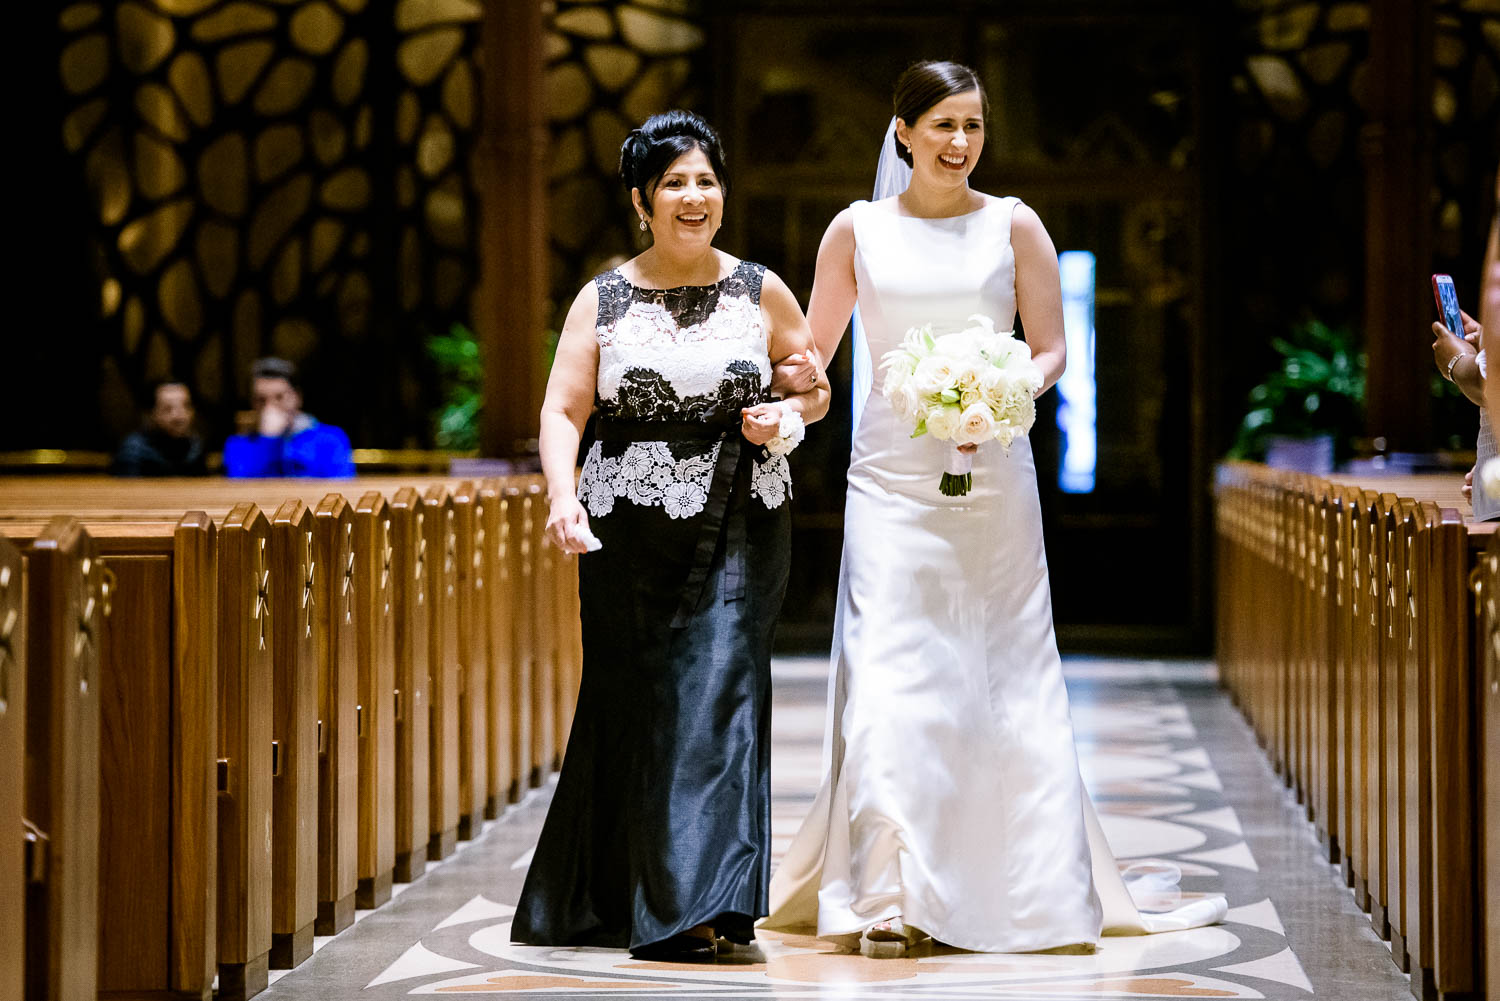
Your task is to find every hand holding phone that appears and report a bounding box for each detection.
[1433,274,1465,336]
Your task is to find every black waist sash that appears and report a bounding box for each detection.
[595,417,748,629]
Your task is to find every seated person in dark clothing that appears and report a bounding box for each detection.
[224,357,354,478]
[111,380,208,476]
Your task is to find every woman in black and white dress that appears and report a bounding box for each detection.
[512,110,829,959]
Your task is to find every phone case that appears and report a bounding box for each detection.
[1432,274,1463,334]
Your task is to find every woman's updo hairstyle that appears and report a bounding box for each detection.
[618,109,729,214]
[891,61,988,167]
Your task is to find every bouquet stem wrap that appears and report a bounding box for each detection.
[941,448,974,497]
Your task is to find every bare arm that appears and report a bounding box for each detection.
[1432,310,1484,406]
[1012,203,1066,395]
[539,281,600,552]
[762,269,830,423]
[806,208,859,368]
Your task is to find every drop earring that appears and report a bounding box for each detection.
[639,218,648,231]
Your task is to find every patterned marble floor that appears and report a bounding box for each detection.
[260,658,1413,1000]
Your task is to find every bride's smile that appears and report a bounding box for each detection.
[898,88,986,186]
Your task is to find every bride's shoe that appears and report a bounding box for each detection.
[859,917,925,959]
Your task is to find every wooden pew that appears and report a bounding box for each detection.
[1477,531,1500,1001]
[524,480,556,780]
[452,481,488,840]
[1363,491,1394,938]
[269,500,318,969]
[0,534,23,1001]
[423,485,460,859]
[217,504,274,999]
[1382,498,1416,970]
[313,495,358,934]
[502,483,534,798]
[389,488,430,881]
[1215,464,1485,1000]
[1420,507,1476,1001]
[353,492,396,908]
[480,479,514,814]
[0,475,583,959]
[23,518,103,1001]
[3,516,219,1001]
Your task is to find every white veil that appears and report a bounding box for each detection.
[849,118,912,435]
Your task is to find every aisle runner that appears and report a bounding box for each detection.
[333,660,1323,999]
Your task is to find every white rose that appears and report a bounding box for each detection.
[953,363,983,391]
[889,382,921,421]
[912,356,956,397]
[924,403,963,440]
[955,402,997,445]
[978,366,1009,402]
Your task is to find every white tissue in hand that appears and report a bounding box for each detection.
[568,523,602,552]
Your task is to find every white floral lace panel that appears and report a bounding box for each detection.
[577,440,791,519]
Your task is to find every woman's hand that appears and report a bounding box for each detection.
[770,351,821,398]
[1432,309,1481,372]
[545,494,593,554]
[741,403,782,446]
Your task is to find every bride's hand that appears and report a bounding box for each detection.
[957,443,979,454]
[769,351,821,397]
[741,404,782,446]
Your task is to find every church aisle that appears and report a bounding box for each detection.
[259,658,1412,1000]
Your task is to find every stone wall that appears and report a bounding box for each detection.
[57,0,486,446]
[543,0,706,325]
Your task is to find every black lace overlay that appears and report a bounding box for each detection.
[599,360,765,463]
[595,261,766,330]
[608,359,763,422]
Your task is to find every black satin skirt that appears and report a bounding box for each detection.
[511,448,790,952]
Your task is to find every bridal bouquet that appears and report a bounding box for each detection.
[879,314,1044,496]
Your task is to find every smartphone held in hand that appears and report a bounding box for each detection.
[1432,273,1464,335]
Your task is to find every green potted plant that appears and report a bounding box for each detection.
[1229,319,1366,472]
[427,322,483,451]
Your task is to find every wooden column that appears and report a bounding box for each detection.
[1361,0,1434,450]
[478,0,549,458]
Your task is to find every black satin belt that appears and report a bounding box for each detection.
[595,417,748,629]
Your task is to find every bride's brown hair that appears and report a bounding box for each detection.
[891,61,988,167]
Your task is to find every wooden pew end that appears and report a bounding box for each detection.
[357,870,393,910]
[315,892,355,937]
[270,923,315,970]
[1388,929,1411,975]
[428,827,457,862]
[394,849,424,884]
[218,953,270,1001]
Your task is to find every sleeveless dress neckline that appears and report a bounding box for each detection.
[859,195,998,222]
[612,258,749,294]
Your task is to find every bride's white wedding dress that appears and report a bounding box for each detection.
[764,195,1226,952]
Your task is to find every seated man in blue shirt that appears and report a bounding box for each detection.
[224,357,354,478]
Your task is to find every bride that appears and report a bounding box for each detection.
[763,61,1226,956]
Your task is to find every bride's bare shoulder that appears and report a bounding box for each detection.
[821,205,858,242]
